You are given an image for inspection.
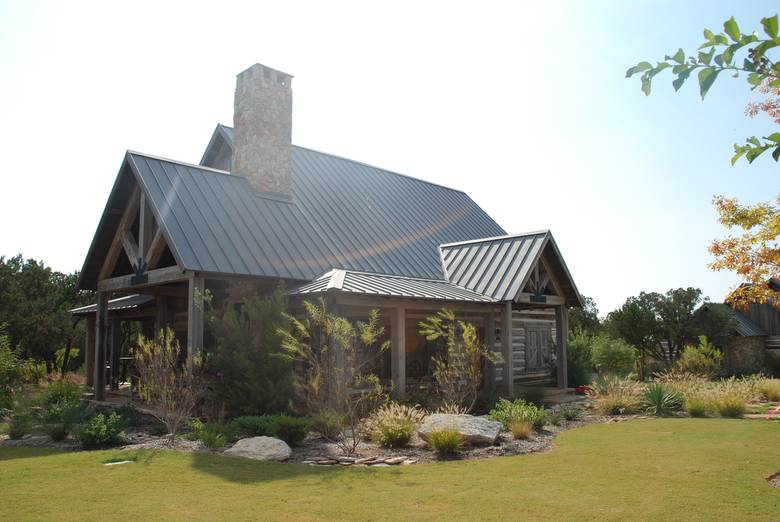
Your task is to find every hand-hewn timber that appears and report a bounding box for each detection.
[555,305,569,389]
[85,315,95,387]
[121,230,140,269]
[98,186,140,281]
[186,274,205,368]
[144,229,167,269]
[94,292,109,401]
[501,301,513,397]
[97,266,187,292]
[391,306,406,399]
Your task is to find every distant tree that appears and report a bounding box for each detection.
[568,295,601,336]
[626,14,780,309]
[606,288,734,375]
[0,255,92,371]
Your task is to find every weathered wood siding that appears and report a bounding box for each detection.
[493,309,556,385]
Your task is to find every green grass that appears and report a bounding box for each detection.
[1,419,780,520]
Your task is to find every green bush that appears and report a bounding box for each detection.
[567,328,594,387]
[428,428,463,455]
[313,409,344,440]
[228,414,312,445]
[556,403,582,421]
[684,396,710,417]
[591,335,636,376]
[644,383,682,416]
[186,419,235,448]
[547,411,563,426]
[676,336,723,378]
[76,413,125,448]
[489,398,547,430]
[41,380,82,407]
[230,415,275,437]
[8,410,34,439]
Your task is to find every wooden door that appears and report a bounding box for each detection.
[525,324,552,371]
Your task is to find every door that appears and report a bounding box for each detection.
[525,324,552,371]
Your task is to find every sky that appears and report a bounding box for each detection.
[0,0,776,315]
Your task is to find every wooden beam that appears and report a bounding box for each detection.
[187,274,205,368]
[138,193,154,260]
[121,230,140,269]
[85,315,95,387]
[555,305,569,389]
[484,313,496,392]
[98,186,140,280]
[94,292,109,401]
[155,295,168,336]
[98,266,187,292]
[515,293,565,306]
[144,229,167,270]
[501,301,513,397]
[328,294,500,314]
[391,306,406,399]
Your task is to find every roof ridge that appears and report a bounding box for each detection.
[439,230,550,249]
[127,150,232,176]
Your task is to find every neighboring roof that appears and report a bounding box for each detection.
[439,231,582,307]
[291,269,495,303]
[702,303,768,337]
[70,294,154,315]
[78,131,506,289]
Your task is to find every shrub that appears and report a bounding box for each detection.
[230,415,275,437]
[363,402,426,448]
[586,375,643,415]
[489,398,547,430]
[186,419,236,448]
[756,378,780,402]
[546,411,563,426]
[0,329,24,411]
[76,413,125,448]
[8,410,34,439]
[567,328,594,387]
[205,287,294,416]
[684,395,710,417]
[270,414,312,445]
[716,395,746,418]
[557,403,582,421]
[591,335,637,376]
[427,427,463,455]
[675,336,723,378]
[40,379,82,407]
[644,383,682,416]
[508,419,533,439]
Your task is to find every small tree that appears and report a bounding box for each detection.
[134,328,201,444]
[279,300,389,455]
[591,334,637,377]
[419,309,500,413]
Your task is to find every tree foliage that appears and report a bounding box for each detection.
[627,14,780,308]
[278,299,389,455]
[605,288,735,372]
[205,286,293,416]
[568,295,601,336]
[0,255,92,370]
[419,308,500,412]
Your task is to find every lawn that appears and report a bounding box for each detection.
[2,419,779,521]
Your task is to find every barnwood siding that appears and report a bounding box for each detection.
[494,310,556,384]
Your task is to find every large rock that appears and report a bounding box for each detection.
[224,436,292,461]
[418,413,502,445]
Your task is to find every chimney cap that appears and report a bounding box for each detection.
[237,63,294,85]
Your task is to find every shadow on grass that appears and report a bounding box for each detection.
[0,446,68,461]
[187,450,405,485]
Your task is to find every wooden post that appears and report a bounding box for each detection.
[187,274,205,368]
[85,315,95,387]
[391,306,406,399]
[484,313,496,392]
[155,295,168,337]
[94,292,109,401]
[501,301,513,398]
[110,320,121,390]
[555,305,569,389]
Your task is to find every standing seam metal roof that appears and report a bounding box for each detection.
[703,303,768,337]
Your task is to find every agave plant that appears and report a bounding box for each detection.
[644,383,682,416]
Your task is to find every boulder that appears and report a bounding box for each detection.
[418,413,502,445]
[224,436,291,461]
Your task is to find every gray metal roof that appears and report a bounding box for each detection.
[439,231,582,306]
[70,294,154,315]
[291,269,495,303]
[703,303,767,337]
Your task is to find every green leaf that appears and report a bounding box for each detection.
[626,61,652,78]
[731,148,745,166]
[773,146,780,162]
[714,55,724,67]
[698,47,715,65]
[673,69,692,91]
[641,76,652,96]
[746,146,768,163]
[697,67,719,99]
[748,136,761,147]
[703,28,714,41]
[714,34,729,45]
[747,72,762,86]
[723,17,740,42]
[754,40,780,57]
[672,48,685,64]
[672,64,688,74]
[761,14,779,38]
[770,79,780,88]
[767,133,780,143]
[744,58,756,72]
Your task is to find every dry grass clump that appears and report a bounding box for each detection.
[362,402,426,448]
[508,419,533,439]
[755,378,780,402]
[427,427,463,456]
[585,375,643,415]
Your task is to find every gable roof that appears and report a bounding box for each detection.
[701,303,768,337]
[440,231,582,307]
[78,132,505,289]
[291,269,495,303]
[71,294,154,315]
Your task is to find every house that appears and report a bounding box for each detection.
[73,63,583,401]
[700,280,780,375]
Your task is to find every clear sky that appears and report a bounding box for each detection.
[0,1,776,315]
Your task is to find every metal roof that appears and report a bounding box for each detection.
[702,303,767,337]
[70,294,154,315]
[291,269,495,303]
[439,231,582,306]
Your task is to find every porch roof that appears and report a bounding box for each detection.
[70,294,154,316]
[290,269,495,303]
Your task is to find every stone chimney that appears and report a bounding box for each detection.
[233,63,293,196]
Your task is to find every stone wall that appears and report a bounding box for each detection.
[723,336,767,375]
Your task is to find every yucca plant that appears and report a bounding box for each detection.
[644,383,682,416]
